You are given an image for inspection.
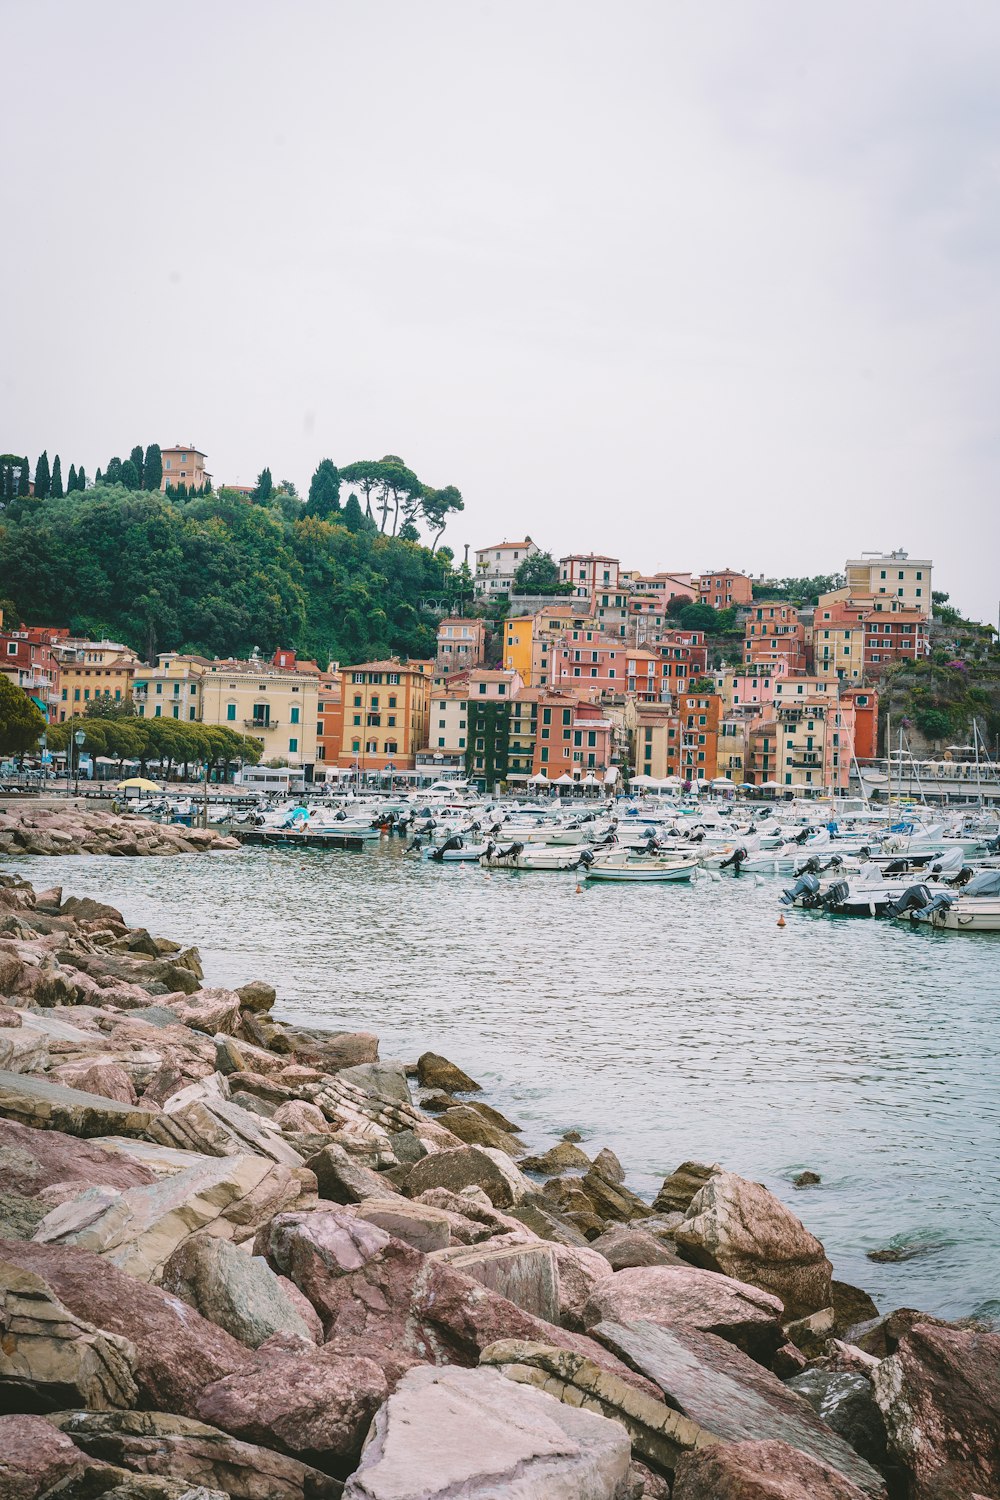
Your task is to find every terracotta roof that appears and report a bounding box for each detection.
[476,539,535,553]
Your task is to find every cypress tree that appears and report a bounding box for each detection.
[129,445,144,483]
[143,443,162,491]
[343,493,364,532]
[104,456,122,485]
[94,468,102,486]
[305,459,342,518]
[67,464,77,493]
[34,451,50,498]
[252,467,273,502]
[120,458,140,489]
[77,466,87,491]
[18,458,30,497]
[50,455,63,498]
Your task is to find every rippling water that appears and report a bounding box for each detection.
[8,843,999,1322]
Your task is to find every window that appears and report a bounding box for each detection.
[5,643,15,656]
[291,706,300,724]
[353,714,361,726]
[226,703,236,721]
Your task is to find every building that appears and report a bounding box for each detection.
[631,701,677,780]
[160,445,211,494]
[316,669,343,771]
[503,606,574,686]
[558,554,621,603]
[814,593,930,674]
[474,538,540,598]
[55,639,140,721]
[842,687,878,762]
[760,677,856,793]
[628,571,696,604]
[812,603,867,684]
[0,630,61,721]
[744,603,807,673]
[845,550,932,616]
[669,692,722,783]
[336,658,431,773]
[718,659,789,711]
[462,671,523,788]
[506,689,614,784]
[551,632,627,699]
[436,618,486,674]
[696,569,753,610]
[134,652,319,775]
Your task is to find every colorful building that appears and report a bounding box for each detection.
[502,605,574,686]
[55,639,140,721]
[336,658,431,773]
[744,603,807,673]
[160,444,211,494]
[696,568,753,610]
[474,538,539,598]
[558,554,621,602]
[0,629,62,721]
[436,618,486,674]
[845,550,932,616]
[669,692,722,783]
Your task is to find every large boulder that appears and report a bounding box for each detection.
[583,1266,786,1362]
[49,1409,341,1500]
[786,1369,888,1470]
[343,1363,631,1498]
[196,1331,388,1471]
[0,1414,110,1500]
[436,1242,560,1322]
[674,1171,832,1319]
[280,1026,379,1072]
[404,1145,530,1208]
[673,1437,878,1499]
[0,1118,156,1196]
[435,1104,523,1155]
[308,1141,399,1204]
[0,1239,250,1416]
[415,1051,481,1092]
[31,1152,301,1281]
[652,1161,720,1214]
[161,1234,320,1348]
[354,1199,453,1253]
[871,1322,1000,1499]
[48,1057,138,1104]
[0,1069,155,1138]
[590,1224,684,1270]
[593,1320,886,1496]
[0,1258,138,1411]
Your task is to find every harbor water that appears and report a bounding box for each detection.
[9,842,999,1324]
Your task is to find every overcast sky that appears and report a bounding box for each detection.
[5,1,998,622]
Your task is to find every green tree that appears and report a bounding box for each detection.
[419,485,464,552]
[305,459,341,519]
[94,468,102,485]
[104,456,123,486]
[67,463,77,493]
[677,602,719,633]
[914,707,951,741]
[252,467,273,503]
[120,458,140,489]
[512,550,561,592]
[342,493,365,533]
[339,461,384,525]
[18,457,30,497]
[143,444,163,491]
[34,451,51,499]
[2,465,12,501]
[76,466,87,492]
[0,675,46,757]
[50,456,63,498]
[129,446,145,482]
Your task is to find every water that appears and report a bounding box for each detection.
[8,844,1000,1323]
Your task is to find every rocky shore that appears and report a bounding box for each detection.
[0,806,240,858]
[1,866,998,1499]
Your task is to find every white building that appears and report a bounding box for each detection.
[559,554,621,601]
[845,550,932,616]
[474,538,540,597]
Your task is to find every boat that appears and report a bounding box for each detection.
[889,870,1000,931]
[424,833,487,862]
[584,856,698,882]
[479,840,586,870]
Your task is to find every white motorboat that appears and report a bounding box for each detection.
[480,840,585,871]
[584,855,698,882]
[891,870,1000,931]
[423,834,488,862]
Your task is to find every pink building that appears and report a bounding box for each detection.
[436,618,486,673]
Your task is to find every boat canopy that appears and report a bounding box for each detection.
[963,870,1000,898]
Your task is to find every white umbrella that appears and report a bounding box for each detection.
[555,773,575,786]
[582,773,599,785]
[528,772,549,785]
[661,774,682,785]
[712,775,735,786]
[760,780,781,790]
[630,774,654,787]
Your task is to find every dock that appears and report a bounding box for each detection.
[232,829,368,850]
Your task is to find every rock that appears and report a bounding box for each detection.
[548,1243,616,1330]
[196,1331,386,1468]
[32,1152,300,1282]
[49,1058,138,1105]
[652,1161,721,1214]
[852,1307,950,1359]
[435,1104,523,1155]
[582,1167,653,1224]
[822,1340,882,1378]
[629,1460,672,1497]
[418,1090,453,1113]
[0,1005,22,1026]
[674,1171,832,1319]
[583,1266,786,1362]
[772,1342,808,1378]
[234,980,276,1014]
[165,988,242,1036]
[508,1199,593,1248]
[786,1369,889,1469]
[871,1322,1000,1500]
[404,1144,531,1208]
[793,1170,822,1188]
[148,1089,305,1167]
[522,1139,593,1174]
[592,1148,625,1185]
[784,1305,837,1357]
[590,1225,685,1270]
[354,1199,453,1253]
[61,894,127,925]
[438,1242,560,1322]
[0,1190,47,1240]
[308,1142,398,1204]
[415,1050,481,1093]
[0,1258,139,1410]
[272,1099,329,1134]
[481,1339,715,1479]
[0,1069,155,1138]
[49,1409,342,1500]
[467,1098,522,1133]
[281,1026,379,1072]
[542,1175,607,1239]
[161,1234,320,1348]
[214,1035,250,1074]
[338,1060,412,1105]
[0,1239,250,1416]
[0,1413,104,1500]
[0,1118,157,1195]
[343,1363,631,1499]
[673,1438,878,1499]
[593,1321,886,1496]
[831,1280,880,1334]
[0,1022,49,1074]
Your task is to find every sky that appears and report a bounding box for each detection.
[4,1,999,623]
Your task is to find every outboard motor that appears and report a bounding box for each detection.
[431,835,462,862]
[577,849,595,869]
[886,883,934,918]
[794,828,811,845]
[720,846,748,872]
[821,880,851,912]
[780,872,820,907]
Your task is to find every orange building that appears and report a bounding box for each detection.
[697,569,753,609]
[667,692,722,783]
[316,670,343,771]
[336,659,431,773]
[842,686,878,762]
[744,603,807,673]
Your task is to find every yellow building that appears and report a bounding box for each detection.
[336,659,431,772]
[160,445,211,494]
[630,702,677,780]
[844,551,932,616]
[56,639,140,721]
[134,652,319,772]
[503,605,576,686]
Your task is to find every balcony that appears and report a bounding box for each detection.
[244,719,279,731]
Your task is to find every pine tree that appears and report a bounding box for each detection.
[34,451,50,499]
[50,455,63,498]
[120,458,140,489]
[305,459,342,519]
[143,443,162,491]
[67,464,77,493]
[104,456,122,485]
[18,458,30,497]
[76,466,87,491]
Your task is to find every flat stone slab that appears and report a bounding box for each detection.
[0,1070,154,1139]
[594,1320,885,1497]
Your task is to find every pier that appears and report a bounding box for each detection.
[232,828,368,850]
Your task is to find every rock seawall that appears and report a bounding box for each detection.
[1,862,996,1500]
[0,805,239,857]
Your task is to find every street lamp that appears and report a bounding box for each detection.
[74,730,85,797]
